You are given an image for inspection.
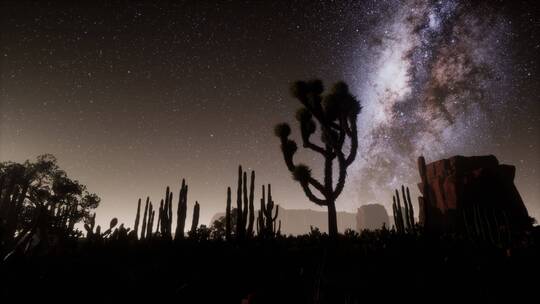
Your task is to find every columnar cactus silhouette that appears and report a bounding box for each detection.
[175,179,188,240]
[146,203,154,240]
[392,185,415,234]
[257,184,280,237]
[237,166,256,239]
[158,186,173,239]
[225,187,232,240]
[141,197,150,239]
[157,199,163,235]
[236,166,244,239]
[133,198,141,239]
[190,201,200,234]
[274,80,361,237]
[247,171,255,236]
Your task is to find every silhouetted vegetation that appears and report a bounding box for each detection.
[0,154,99,259]
[1,155,538,303]
[274,80,361,237]
[220,165,280,241]
[257,184,280,238]
[1,80,538,302]
[1,222,538,302]
[392,185,416,234]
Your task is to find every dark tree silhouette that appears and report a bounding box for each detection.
[212,208,239,240]
[274,80,361,237]
[0,154,100,253]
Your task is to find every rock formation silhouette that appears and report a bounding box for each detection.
[356,204,389,231]
[417,155,532,235]
[211,208,357,235]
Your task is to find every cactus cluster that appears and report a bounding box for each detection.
[139,198,156,240]
[157,186,174,239]
[129,179,199,241]
[392,185,415,234]
[84,216,120,241]
[232,166,255,239]
[223,166,280,239]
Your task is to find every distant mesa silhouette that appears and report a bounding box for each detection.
[211,207,357,235]
[356,204,390,231]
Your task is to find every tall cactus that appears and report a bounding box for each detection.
[157,199,164,235]
[146,202,154,240]
[258,184,280,237]
[225,187,232,240]
[405,186,415,229]
[236,166,244,239]
[175,179,188,240]
[141,197,150,240]
[392,185,415,234]
[158,186,174,240]
[247,171,255,236]
[190,201,200,234]
[167,190,173,235]
[233,165,256,240]
[133,198,141,239]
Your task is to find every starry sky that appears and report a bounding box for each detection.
[1,0,539,229]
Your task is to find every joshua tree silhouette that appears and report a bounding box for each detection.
[274,80,361,237]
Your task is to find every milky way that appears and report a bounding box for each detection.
[348,0,513,210]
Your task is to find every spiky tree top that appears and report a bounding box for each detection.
[275,80,361,207]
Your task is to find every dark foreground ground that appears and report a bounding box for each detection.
[1,230,539,303]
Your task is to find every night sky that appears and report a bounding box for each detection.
[1,0,539,228]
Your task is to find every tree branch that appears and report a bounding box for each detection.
[300,182,327,206]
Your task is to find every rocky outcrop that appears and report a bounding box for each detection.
[417,155,532,234]
[210,208,356,235]
[356,204,390,231]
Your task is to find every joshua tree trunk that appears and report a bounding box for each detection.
[327,199,338,237]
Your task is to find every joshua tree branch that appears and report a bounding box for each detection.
[344,120,358,166]
[333,154,347,199]
[300,182,327,206]
[307,176,326,196]
[304,140,327,156]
